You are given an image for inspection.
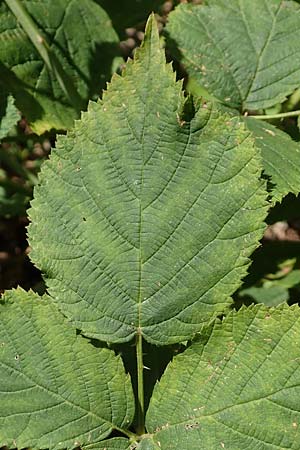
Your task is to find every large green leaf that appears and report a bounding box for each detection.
[145,304,300,449]
[0,288,134,449]
[166,0,300,111]
[245,118,300,203]
[28,16,267,345]
[0,0,120,133]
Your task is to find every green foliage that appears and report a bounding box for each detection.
[166,0,300,111]
[28,18,267,345]
[0,134,41,218]
[0,0,120,133]
[238,246,300,307]
[0,289,134,448]
[245,118,300,203]
[0,93,20,140]
[0,183,30,217]
[166,0,300,202]
[83,438,132,450]
[1,5,300,450]
[240,284,290,307]
[146,305,300,449]
[0,92,30,216]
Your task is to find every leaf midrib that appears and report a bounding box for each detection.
[137,43,154,332]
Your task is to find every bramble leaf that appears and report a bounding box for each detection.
[28,15,267,345]
[245,117,300,203]
[166,0,300,111]
[0,0,120,133]
[146,304,300,449]
[0,289,134,449]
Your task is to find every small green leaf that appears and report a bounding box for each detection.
[0,288,134,449]
[239,284,289,306]
[245,118,300,203]
[0,0,120,133]
[0,93,19,140]
[29,15,267,345]
[275,269,300,289]
[146,304,300,449]
[166,0,300,111]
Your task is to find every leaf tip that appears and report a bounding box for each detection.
[142,13,161,51]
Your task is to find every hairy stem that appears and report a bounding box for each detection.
[250,110,300,120]
[136,330,145,435]
[5,0,84,112]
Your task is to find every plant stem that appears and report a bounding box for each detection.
[250,110,300,120]
[5,0,84,112]
[114,426,137,441]
[136,330,145,435]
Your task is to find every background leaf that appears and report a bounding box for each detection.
[245,118,300,203]
[0,0,120,133]
[28,16,267,346]
[239,284,289,306]
[0,93,20,140]
[166,0,300,111]
[146,304,300,449]
[236,244,300,307]
[0,288,134,449]
[242,240,300,287]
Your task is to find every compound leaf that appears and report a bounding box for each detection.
[0,0,120,133]
[0,288,134,449]
[146,304,300,449]
[29,15,267,345]
[245,117,300,203]
[166,0,300,111]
